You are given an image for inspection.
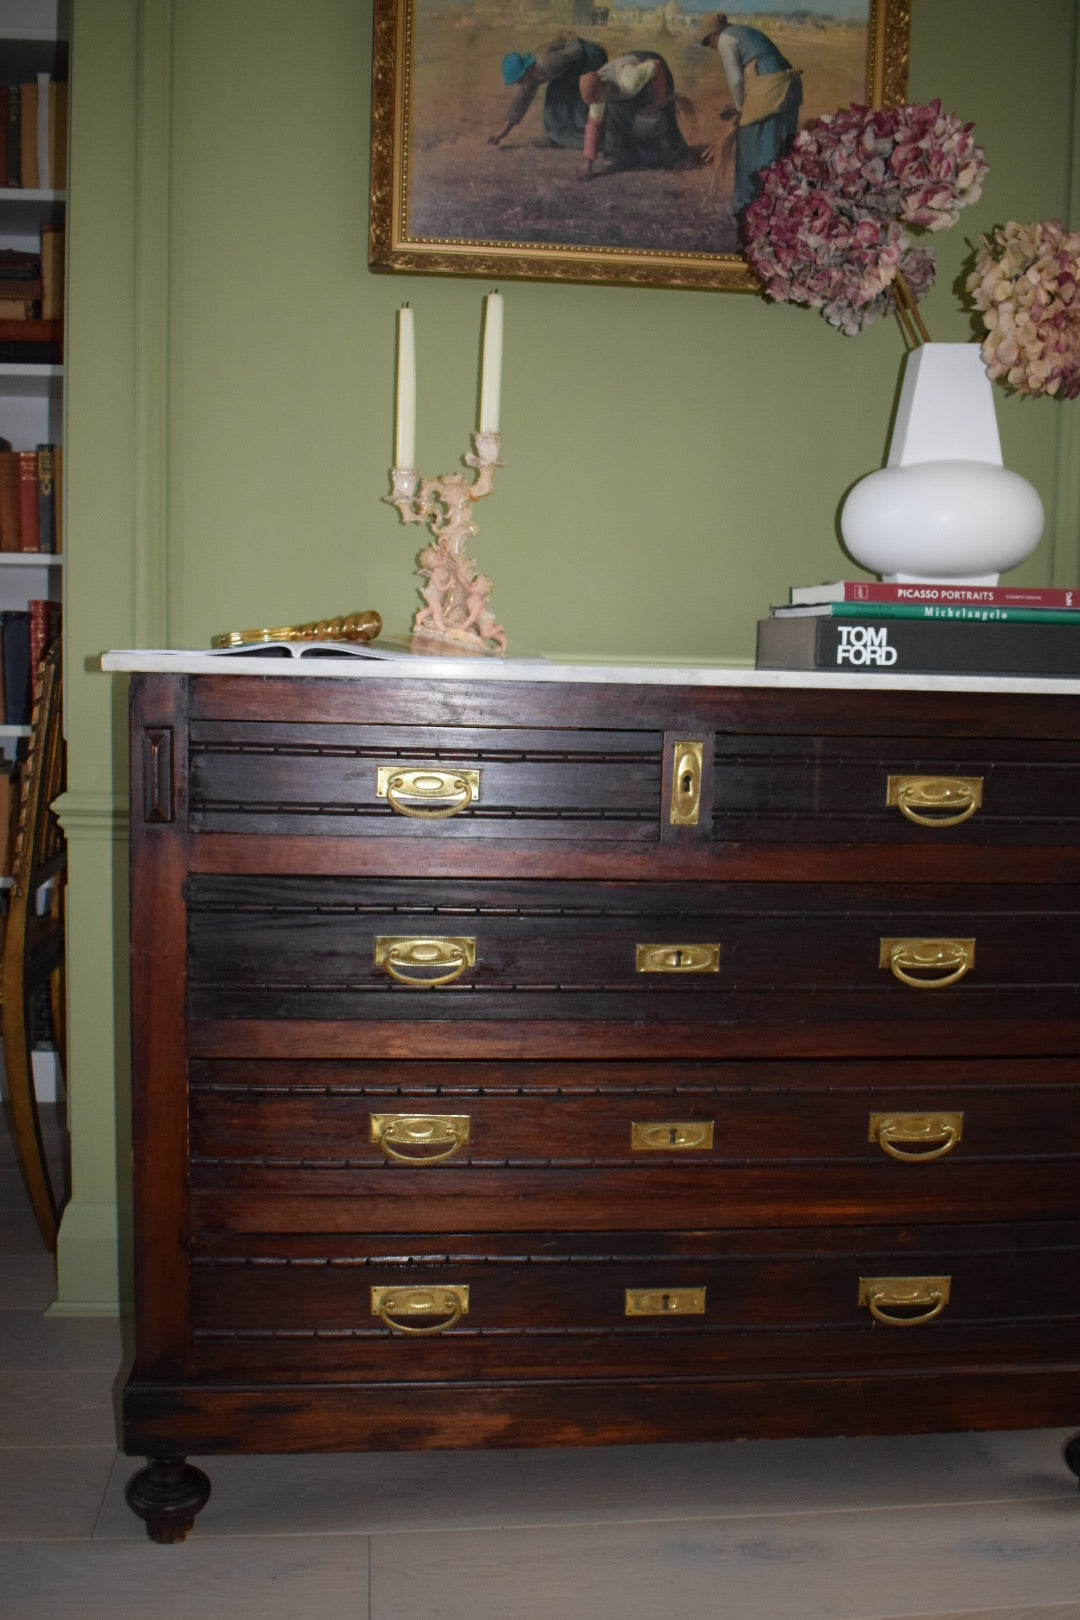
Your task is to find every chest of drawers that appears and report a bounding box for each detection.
[116,664,1080,1540]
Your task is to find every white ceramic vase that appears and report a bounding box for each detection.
[839,343,1044,585]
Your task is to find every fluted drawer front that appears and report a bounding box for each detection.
[188,1055,1080,1188]
[712,731,1080,846]
[187,720,664,840]
[189,1223,1080,1384]
[186,874,1080,1025]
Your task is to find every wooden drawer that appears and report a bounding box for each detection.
[186,874,1080,1027]
[189,1223,1080,1383]
[712,731,1080,847]
[187,720,665,841]
[187,1056,1080,1230]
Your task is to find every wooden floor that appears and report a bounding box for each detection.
[3,1105,1080,1620]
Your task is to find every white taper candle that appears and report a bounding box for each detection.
[478,292,503,435]
[394,305,416,469]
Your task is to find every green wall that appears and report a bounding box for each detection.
[54,0,1080,1310]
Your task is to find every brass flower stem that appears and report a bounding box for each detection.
[892,269,932,347]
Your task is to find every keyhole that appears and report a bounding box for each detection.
[669,1127,679,1146]
[661,1293,672,1311]
[672,949,683,968]
[681,771,693,795]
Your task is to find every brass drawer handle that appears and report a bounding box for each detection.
[669,740,704,826]
[370,1285,469,1335]
[880,937,974,989]
[887,775,983,827]
[636,943,720,974]
[625,1288,706,1317]
[858,1276,950,1327]
[370,1114,471,1164]
[631,1121,715,1152]
[377,766,479,819]
[374,936,476,988]
[870,1111,964,1161]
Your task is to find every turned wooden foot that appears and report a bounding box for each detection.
[125,1455,211,1543]
[1066,1433,1080,1492]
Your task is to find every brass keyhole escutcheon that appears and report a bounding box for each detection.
[625,1287,706,1317]
[636,943,719,975]
[669,740,704,827]
[630,1122,714,1153]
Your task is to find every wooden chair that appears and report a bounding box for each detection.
[2,640,67,1250]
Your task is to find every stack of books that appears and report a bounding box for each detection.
[0,233,64,363]
[756,581,1080,676]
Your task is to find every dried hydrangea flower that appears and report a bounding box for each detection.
[966,220,1080,397]
[743,101,986,337]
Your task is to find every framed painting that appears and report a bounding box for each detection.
[369,0,911,292]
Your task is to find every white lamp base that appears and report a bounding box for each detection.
[841,460,1045,586]
[839,343,1044,586]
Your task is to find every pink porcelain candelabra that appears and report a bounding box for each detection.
[384,431,507,654]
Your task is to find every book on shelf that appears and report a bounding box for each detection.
[35,444,57,552]
[18,78,39,189]
[0,609,31,725]
[40,225,64,321]
[772,601,1080,625]
[790,579,1080,609]
[0,317,62,363]
[3,85,19,188]
[28,598,60,696]
[0,759,15,876]
[756,613,1080,677]
[16,451,39,551]
[53,445,62,552]
[0,453,20,551]
[47,80,67,190]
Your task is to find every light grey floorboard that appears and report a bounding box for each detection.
[0,1250,58,1311]
[874,1607,1080,1620]
[0,1366,120,1446]
[0,1308,123,1371]
[367,1497,1080,1620]
[0,1535,370,1620]
[97,1430,1079,1540]
[0,1445,120,1539]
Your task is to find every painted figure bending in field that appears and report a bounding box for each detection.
[577,53,695,181]
[700,12,802,214]
[490,34,608,150]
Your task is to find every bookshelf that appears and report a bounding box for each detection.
[0,0,67,1097]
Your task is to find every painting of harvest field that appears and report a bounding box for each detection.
[370,0,909,287]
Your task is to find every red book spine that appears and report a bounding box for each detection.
[17,451,39,550]
[28,598,48,696]
[803,582,1080,609]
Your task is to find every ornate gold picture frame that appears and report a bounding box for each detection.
[369,0,910,292]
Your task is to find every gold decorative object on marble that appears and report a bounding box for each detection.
[211,610,382,649]
[384,432,507,654]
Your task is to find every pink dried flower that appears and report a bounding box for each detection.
[743,101,986,337]
[966,220,1080,398]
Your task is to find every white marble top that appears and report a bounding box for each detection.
[100,649,1080,696]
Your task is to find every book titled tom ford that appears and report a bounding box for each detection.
[756,614,1080,676]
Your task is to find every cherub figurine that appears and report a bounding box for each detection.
[458,572,508,652]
